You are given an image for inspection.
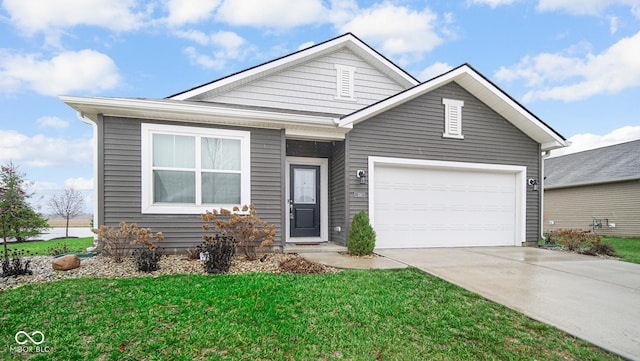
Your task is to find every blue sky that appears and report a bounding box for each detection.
[1,0,640,214]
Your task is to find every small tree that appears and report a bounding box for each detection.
[47,188,85,238]
[347,210,376,256]
[201,204,275,261]
[0,162,48,259]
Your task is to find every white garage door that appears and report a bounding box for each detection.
[372,160,524,248]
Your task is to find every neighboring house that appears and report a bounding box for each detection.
[60,33,567,251]
[544,139,640,237]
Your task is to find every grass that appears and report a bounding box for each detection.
[3,237,94,256]
[602,237,640,264]
[0,268,620,360]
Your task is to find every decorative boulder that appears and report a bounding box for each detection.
[52,254,81,271]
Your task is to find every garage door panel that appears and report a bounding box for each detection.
[373,163,519,248]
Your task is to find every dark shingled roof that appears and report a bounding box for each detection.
[544,139,640,189]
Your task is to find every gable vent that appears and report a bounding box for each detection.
[442,98,464,139]
[335,64,356,101]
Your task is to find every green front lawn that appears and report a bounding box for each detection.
[3,237,94,256]
[602,237,640,264]
[0,269,619,360]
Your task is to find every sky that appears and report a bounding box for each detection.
[1,0,639,214]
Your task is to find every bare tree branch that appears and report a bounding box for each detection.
[47,188,85,238]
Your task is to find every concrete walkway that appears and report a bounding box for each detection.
[376,247,640,360]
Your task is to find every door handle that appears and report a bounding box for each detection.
[288,199,294,219]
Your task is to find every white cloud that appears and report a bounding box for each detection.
[537,0,640,18]
[165,0,221,26]
[64,177,94,191]
[495,31,640,102]
[467,0,516,7]
[178,31,253,70]
[0,130,93,168]
[419,62,454,81]
[0,49,121,96]
[338,4,443,65]
[183,47,225,70]
[36,116,69,129]
[216,0,328,28]
[298,41,316,51]
[2,0,150,46]
[550,125,640,157]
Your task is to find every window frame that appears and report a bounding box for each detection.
[442,98,465,139]
[141,123,251,214]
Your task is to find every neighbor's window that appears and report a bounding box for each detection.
[442,98,464,139]
[141,123,250,214]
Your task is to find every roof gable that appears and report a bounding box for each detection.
[339,64,567,151]
[169,33,419,101]
[545,139,640,189]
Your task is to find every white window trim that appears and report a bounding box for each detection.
[442,98,464,139]
[141,123,250,214]
[334,64,356,101]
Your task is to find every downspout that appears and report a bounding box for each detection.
[540,150,551,241]
[76,111,99,232]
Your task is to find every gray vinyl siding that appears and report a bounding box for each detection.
[347,82,542,244]
[330,141,347,245]
[100,116,283,251]
[544,180,640,237]
[201,49,406,115]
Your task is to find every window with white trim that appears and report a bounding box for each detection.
[141,123,250,214]
[334,64,356,101]
[442,98,464,139]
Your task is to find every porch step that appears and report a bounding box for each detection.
[284,242,347,254]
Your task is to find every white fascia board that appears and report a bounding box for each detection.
[60,96,337,130]
[170,38,350,100]
[339,65,568,148]
[170,34,418,101]
[338,67,464,128]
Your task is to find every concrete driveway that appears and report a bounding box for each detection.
[376,247,640,360]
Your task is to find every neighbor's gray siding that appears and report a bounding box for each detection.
[544,180,640,237]
[347,82,542,244]
[201,49,407,115]
[100,116,283,250]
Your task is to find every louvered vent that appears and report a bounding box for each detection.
[442,98,464,139]
[335,64,356,101]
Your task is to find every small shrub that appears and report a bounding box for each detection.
[47,243,70,256]
[587,240,618,257]
[347,210,376,256]
[92,221,163,262]
[185,247,200,260]
[197,236,235,274]
[133,248,162,272]
[1,250,33,277]
[552,228,599,252]
[201,204,275,261]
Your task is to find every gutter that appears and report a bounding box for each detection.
[76,111,99,232]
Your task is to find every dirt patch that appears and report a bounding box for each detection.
[278,257,337,274]
[338,251,382,259]
[47,219,92,228]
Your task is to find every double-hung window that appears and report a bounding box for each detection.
[141,123,250,214]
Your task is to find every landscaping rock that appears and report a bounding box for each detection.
[52,254,81,271]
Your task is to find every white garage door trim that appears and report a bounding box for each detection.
[368,156,527,247]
